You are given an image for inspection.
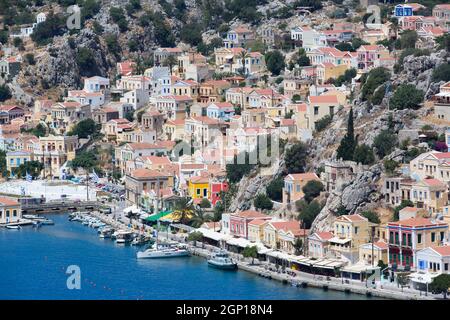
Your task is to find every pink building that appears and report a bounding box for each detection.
[229,210,272,239]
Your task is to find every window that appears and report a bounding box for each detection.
[402,233,406,245]
[445,263,448,271]
[395,232,399,244]
[408,234,412,247]
[431,232,436,242]
[389,231,394,244]
[354,227,358,234]
[440,232,445,242]
[418,233,422,244]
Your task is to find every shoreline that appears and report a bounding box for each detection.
[28,210,437,301]
[188,247,431,300]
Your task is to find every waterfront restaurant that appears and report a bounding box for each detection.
[289,256,347,277]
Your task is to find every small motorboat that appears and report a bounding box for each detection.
[40,219,54,225]
[207,250,237,270]
[6,225,21,230]
[23,214,40,220]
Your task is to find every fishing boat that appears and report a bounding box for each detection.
[136,242,190,258]
[131,234,149,246]
[99,227,114,239]
[6,225,21,230]
[115,230,134,244]
[207,250,237,270]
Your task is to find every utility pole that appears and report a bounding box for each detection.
[86,169,89,201]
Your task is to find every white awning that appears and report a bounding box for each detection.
[342,262,379,273]
[194,228,229,242]
[329,237,351,244]
[408,272,438,284]
[226,237,252,248]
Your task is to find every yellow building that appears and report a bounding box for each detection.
[6,150,32,175]
[317,62,348,85]
[329,214,374,263]
[359,240,388,265]
[187,176,210,201]
[248,219,268,242]
[282,172,321,205]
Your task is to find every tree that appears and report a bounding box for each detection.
[242,245,258,264]
[361,210,380,224]
[373,130,398,158]
[432,63,450,82]
[351,37,369,51]
[187,231,203,245]
[25,53,36,65]
[335,42,354,52]
[429,274,450,299]
[336,108,356,161]
[302,180,324,203]
[76,47,99,77]
[226,152,255,183]
[180,22,203,46]
[238,50,250,76]
[393,200,414,221]
[0,85,12,102]
[361,67,390,102]
[189,207,211,228]
[265,50,285,76]
[293,238,303,255]
[266,177,283,202]
[400,30,418,49]
[31,12,66,45]
[0,150,7,177]
[315,115,332,132]
[172,197,195,224]
[199,198,211,209]
[389,84,424,110]
[163,55,178,72]
[297,200,322,229]
[254,193,273,211]
[285,142,308,174]
[70,150,98,171]
[396,272,410,292]
[68,118,99,139]
[31,123,47,137]
[353,144,375,165]
[12,161,43,178]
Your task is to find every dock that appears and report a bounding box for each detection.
[21,201,105,215]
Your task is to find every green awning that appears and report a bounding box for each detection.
[145,210,172,222]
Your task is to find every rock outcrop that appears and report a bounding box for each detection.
[310,163,383,233]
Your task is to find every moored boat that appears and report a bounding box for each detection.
[136,242,190,259]
[207,250,237,270]
[6,225,21,230]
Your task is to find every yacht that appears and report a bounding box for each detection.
[207,250,237,270]
[136,242,190,259]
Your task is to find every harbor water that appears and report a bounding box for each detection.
[0,214,373,300]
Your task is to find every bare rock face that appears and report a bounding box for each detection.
[310,163,382,233]
[30,28,110,90]
[394,49,447,95]
[228,156,286,213]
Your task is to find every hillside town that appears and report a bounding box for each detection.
[1,0,450,299]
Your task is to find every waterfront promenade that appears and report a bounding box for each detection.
[86,208,438,301]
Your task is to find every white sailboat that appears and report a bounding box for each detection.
[136,221,189,259]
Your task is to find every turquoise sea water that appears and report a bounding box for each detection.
[0,214,372,300]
